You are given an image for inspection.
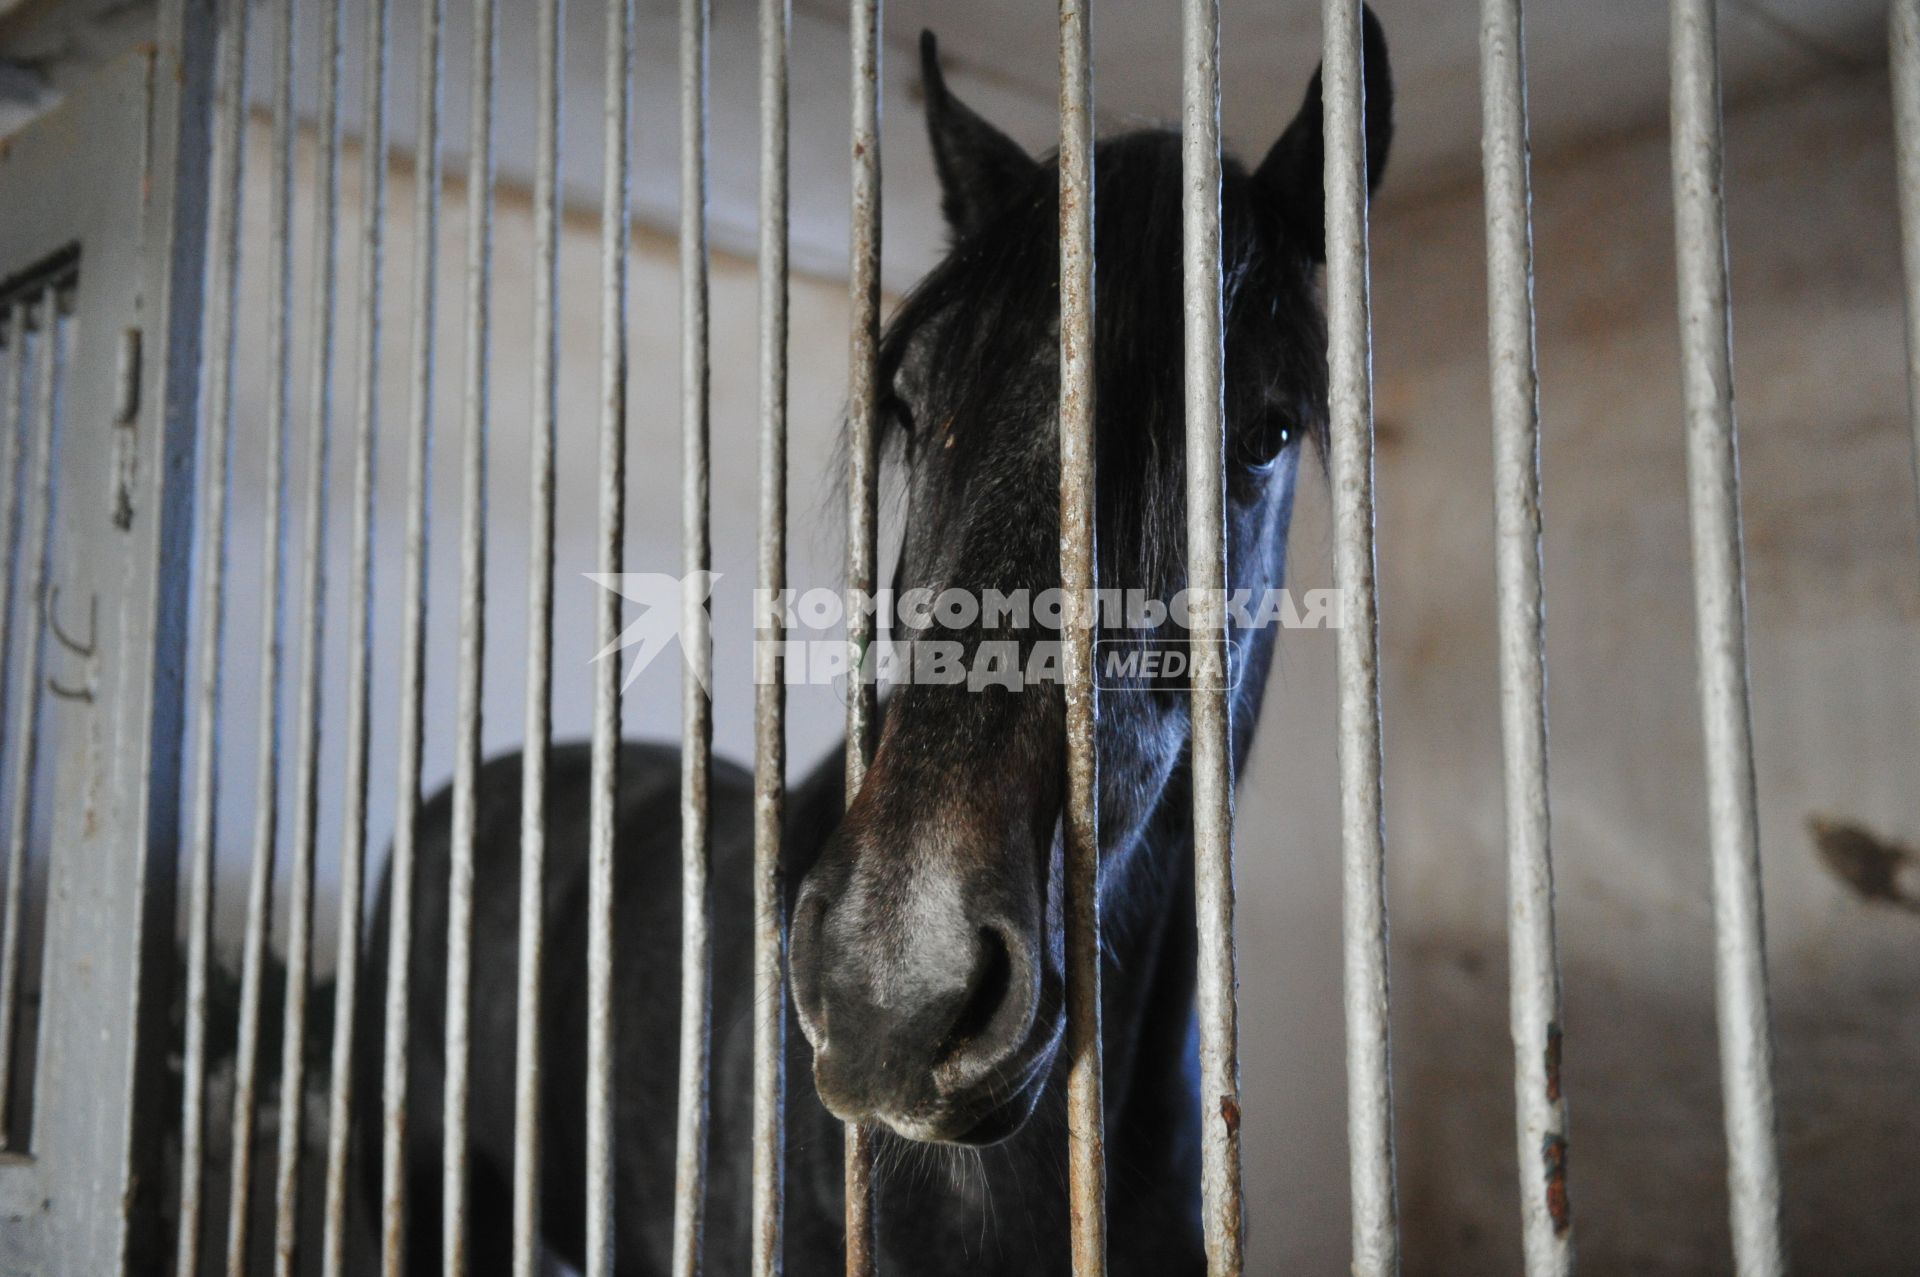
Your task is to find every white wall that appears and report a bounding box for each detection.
[204,61,1920,1275]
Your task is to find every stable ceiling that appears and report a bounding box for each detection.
[0,0,1894,288]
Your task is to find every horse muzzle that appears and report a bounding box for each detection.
[789,847,1061,1146]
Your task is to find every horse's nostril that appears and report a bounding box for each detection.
[788,886,832,1049]
[933,925,1030,1083]
[946,929,1011,1051]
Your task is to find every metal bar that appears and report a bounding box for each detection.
[673,0,714,1272]
[322,0,390,1270]
[844,0,881,1264]
[174,1,251,1264]
[1321,2,1399,1273]
[0,304,28,1144]
[0,313,26,904]
[511,0,562,1271]
[1057,0,1106,1272]
[1667,4,1785,1273]
[228,0,302,1263]
[444,0,496,1267]
[0,286,62,1152]
[0,307,19,732]
[382,0,443,1268]
[1895,0,1920,538]
[1477,2,1573,1272]
[587,0,632,1271]
[1179,1,1243,1271]
[750,1,791,1272]
[274,0,346,1266]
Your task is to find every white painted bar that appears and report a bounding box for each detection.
[1667,3,1785,1273]
[511,0,563,1271]
[1057,0,1107,1272]
[174,2,251,1266]
[1321,2,1399,1274]
[382,0,444,1269]
[274,0,345,1266]
[227,0,300,1264]
[322,0,390,1270]
[586,1,633,1272]
[749,2,791,1272]
[1477,1,1573,1271]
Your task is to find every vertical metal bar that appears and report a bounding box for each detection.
[587,0,632,1271]
[1322,2,1399,1273]
[1057,1,1106,1273]
[274,0,346,1266]
[0,306,27,1143]
[1479,2,1572,1272]
[322,0,390,1271]
[444,0,496,1268]
[174,1,251,1265]
[1668,4,1784,1273]
[0,286,62,1151]
[382,0,443,1269]
[1180,1,1243,1271]
[511,0,562,1272]
[673,0,714,1272]
[843,0,881,1265]
[750,1,791,1272]
[228,0,302,1264]
[1894,0,1920,537]
[0,312,25,849]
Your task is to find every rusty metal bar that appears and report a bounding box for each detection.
[1895,0,1920,536]
[673,0,715,1271]
[511,0,563,1271]
[586,0,632,1271]
[0,304,33,1143]
[843,0,882,1265]
[0,321,22,1070]
[1667,3,1785,1273]
[0,286,61,1153]
[1477,1,1572,1271]
[381,0,443,1269]
[750,1,791,1272]
[1057,0,1107,1272]
[321,0,389,1270]
[1180,1,1244,1271]
[273,0,346,1266]
[174,1,251,1265]
[0,313,17,729]
[227,0,301,1263]
[444,0,497,1268]
[1322,2,1399,1273]
[0,313,20,864]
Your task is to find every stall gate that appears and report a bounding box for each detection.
[0,0,1915,1273]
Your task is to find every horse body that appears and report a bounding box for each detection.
[358,17,1392,1274]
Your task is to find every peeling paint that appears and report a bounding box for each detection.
[1541,1134,1570,1236]
[1219,1094,1241,1140]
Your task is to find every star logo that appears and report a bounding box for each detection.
[584,570,720,692]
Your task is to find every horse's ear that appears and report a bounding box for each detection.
[1255,4,1394,263]
[922,30,1038,239]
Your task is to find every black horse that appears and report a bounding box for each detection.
[358,19,1392,1275]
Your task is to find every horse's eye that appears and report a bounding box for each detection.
[887,395,916,432]
[1234,416,1293,472]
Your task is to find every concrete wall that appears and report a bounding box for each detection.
[201,62,1919,1275]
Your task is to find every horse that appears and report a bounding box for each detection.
[356,16,1393,1274]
